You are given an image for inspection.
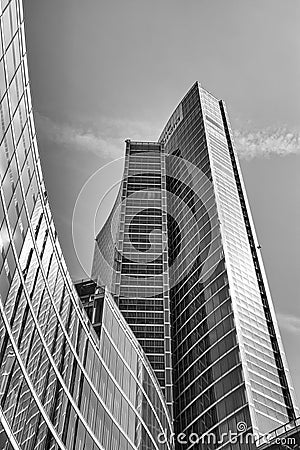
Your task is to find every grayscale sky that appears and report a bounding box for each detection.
[24,1,300,401]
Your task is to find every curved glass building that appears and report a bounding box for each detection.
[93,82,299,449]
[0,1,173,449]
[1,0,298,448]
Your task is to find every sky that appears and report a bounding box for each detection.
[23,1,300,402]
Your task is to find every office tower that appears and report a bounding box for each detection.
[0,1,173,449]
[256,418,300,449]
[93,82,299,448]
[93,140,173,413]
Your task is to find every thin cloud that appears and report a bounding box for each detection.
[35,112,123,158]
[234,128,300,159]
[35,112,300,161]
[278,313,300,335]
[34,112,159,159]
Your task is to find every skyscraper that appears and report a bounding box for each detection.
[93,82,299,448]
[0,0,299,448]
[93,140,173,413]
[0,1,173,449]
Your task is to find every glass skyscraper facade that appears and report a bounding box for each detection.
[256,417,300,449]
[93,141,173,413]
[0,0,299,449]
[0,1,173,449]
[161,83,298,448]
[93,82,299,449]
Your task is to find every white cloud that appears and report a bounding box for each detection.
[35,112,300,161]
[278,313,300,335]
[234,128,300,159]
[34,112,159,159]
